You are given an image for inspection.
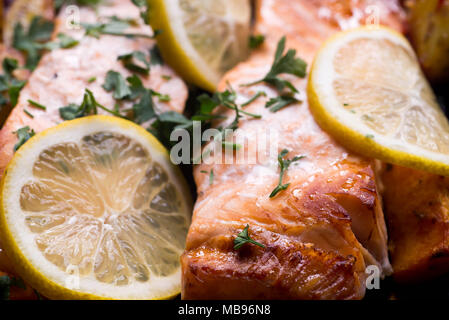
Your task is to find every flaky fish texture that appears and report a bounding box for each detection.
[182,0,405,300]
[379,164,449,283]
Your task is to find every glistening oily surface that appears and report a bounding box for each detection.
[182,0,405,300]
[2,117,191,299]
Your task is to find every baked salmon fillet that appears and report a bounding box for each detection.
[0,0,188,275]
[379,164,449,282]
[182,0,405,300]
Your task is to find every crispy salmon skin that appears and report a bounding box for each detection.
[182,0,405,300]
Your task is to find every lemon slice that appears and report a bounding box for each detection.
[308,26,449,176]
[0,115,192,300]
[148,0,251,91]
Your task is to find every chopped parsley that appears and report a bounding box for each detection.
[0,58,26,108]
[59,89,125,120]
[270,149,305,198]
[234,225,265,250]
[243,36,307,93]
[241,91,266,107]
[131,0,150,25]
[23,109,34,119]
[102,71,132,99]
[13,126,35,151]
[118,51,150,75]
[149,46,164,65]
[132,89,155,124]
[249,34,265,49]
[82,16,159,39]
[27,99,47,111]
[41,33,79,50]
[12,16,55,70]
[87,76,97,83]
[23,109,34,118]
[265,95,299,113]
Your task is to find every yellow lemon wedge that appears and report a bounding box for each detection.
[308,26,449,176]
[147,0,251,91]
[0,115,192,299]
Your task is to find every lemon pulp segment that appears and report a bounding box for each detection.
[1,116,192,299]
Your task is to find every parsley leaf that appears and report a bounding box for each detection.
[244,36,307,93]
[249,34,265,49]
[132,90,155,124]
[265,95,299,112]
[270,149,305,198]
[126,74,146,99]
[12,16,55,70]
[241,91,266,107]
[13,126,35,151]
[2,58,19,76]
[59,89,125,120]
[102,70,132,99]
[7,79,26,107]
[118,51,150,75]
[59,89,98,120]
[0,58,26,108]
[41,33,79,50]
[131,0,150,24]
[234,225,265,250]
[149,111,193,148]
[149,45,164,65]
[82,16,156,39]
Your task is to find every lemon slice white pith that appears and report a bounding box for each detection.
[148,0,251,91]
[0,115,192,299]
[308,26,449,176]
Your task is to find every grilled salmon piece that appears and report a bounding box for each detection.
[182,0,405,300]
[0,0,188,276]
[0,0,188,179]
[379,164,449,282]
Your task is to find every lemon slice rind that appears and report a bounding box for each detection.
[148,0,251,91]
[308,26,449,176]
[0,115,192,300]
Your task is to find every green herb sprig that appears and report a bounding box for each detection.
[270,149,305,198]
[82,16,160,39]
[12,17,54,70]
[13,126,35,151]
[249,34,265,49]
[265,95,299,113]
[243,36,307,93]
[0,58,26,109]
[118,51,151,75]
[234,224,265,250]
